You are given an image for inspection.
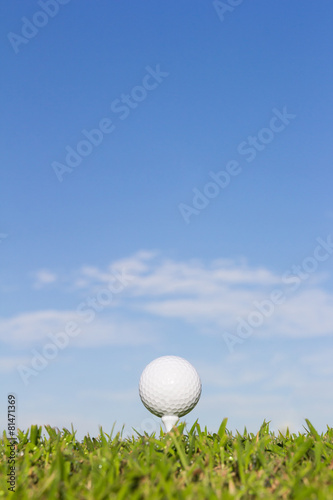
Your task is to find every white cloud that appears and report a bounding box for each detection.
[72,251,158,290]
[33,270,58,289]
[126,257,280,298]
[12,249,333,349]
[270,289,333,338]
[0,356,32,373]
[0,310,157,348]
[0,310,74,345]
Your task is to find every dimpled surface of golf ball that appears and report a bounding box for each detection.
[139,356,202,417]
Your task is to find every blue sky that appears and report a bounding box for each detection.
[1,1,332,439]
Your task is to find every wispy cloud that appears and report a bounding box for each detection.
[0,356,32,373]
[32,270,58,289]
[23,249,333,344]
[0,310,73,345]
[0,310,157,348]
[197,345,333,432]
[266,289,333,338]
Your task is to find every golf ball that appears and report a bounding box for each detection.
[139,355,202,418]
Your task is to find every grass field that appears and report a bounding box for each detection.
[1,419,333,499]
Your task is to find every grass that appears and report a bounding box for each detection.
[1,419,333,499]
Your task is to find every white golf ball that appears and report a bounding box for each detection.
[139,355,202,418]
